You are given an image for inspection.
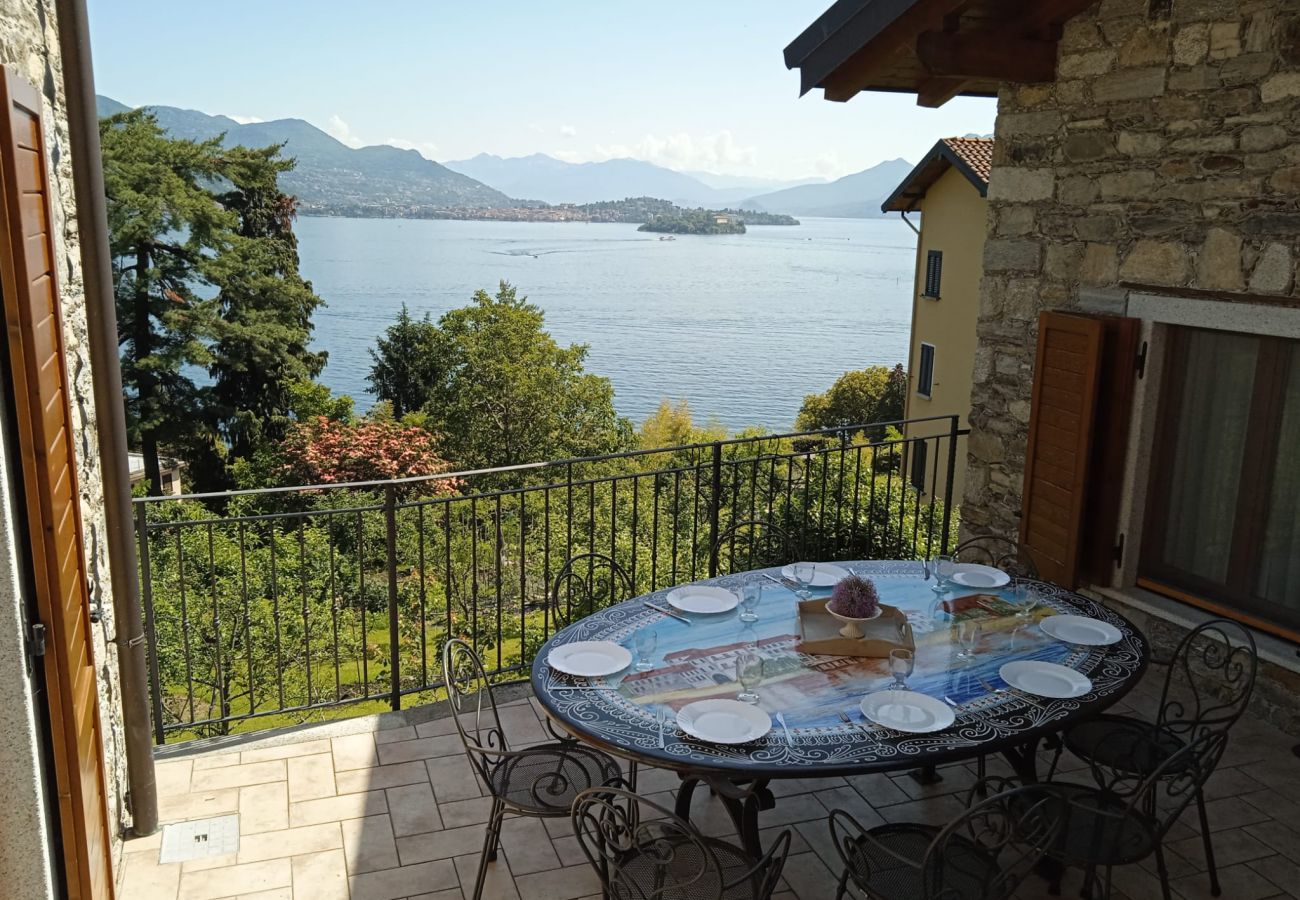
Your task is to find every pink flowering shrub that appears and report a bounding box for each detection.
[828,575,881,619]
[280,417,461,494]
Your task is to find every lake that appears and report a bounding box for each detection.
[296,215,917,433]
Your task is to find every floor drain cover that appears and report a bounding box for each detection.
[159,814,240,863]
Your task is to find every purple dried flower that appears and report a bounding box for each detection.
[828,575,881,619]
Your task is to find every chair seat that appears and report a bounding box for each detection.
[842,823,1000,900]
[1049,783,1158,868]
[489,741,621,815]
[615,834,767,900]
[1062,714,1187,776]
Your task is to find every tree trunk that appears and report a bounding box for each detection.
[133,245,162,495]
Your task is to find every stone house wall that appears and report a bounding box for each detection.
[0,0,130,888]
[963,0,1300,539]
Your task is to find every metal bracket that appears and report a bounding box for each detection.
[1135,341,1149,379]
[25,621,46,675]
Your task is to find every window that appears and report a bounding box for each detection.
[916,343,935,398]
[910,439,928,492]
[1140,326,1300,635]
[923,250,942,298]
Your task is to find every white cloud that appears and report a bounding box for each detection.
[559,130,760,173]
[559,124,577,138]
[228,114,263,125]
[325,114,363,148]
[384,137,440,160]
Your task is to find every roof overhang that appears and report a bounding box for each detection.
[785,0,1097,108]
[881,138,990,212]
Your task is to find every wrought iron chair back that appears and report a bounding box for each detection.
[549,552,634,635]
[1154,618,1257,743]
[573,787,790,900]
[441,638,507,786]
[710,518,796,575]
[952,535,1040,580]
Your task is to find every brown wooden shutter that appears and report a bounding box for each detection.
[1019,311,1104,588]
[0,67,116,900]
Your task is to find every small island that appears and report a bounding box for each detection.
[639,209,747,235]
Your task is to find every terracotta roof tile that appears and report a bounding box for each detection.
[941,137,994,185]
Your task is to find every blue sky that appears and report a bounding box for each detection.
[87,1,997,181]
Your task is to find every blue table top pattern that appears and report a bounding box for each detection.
[529,561,1149,777]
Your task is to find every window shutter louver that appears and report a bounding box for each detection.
[910,439,928,491]
[1019,312,1105,588]
[924,250,943,298]
[0,67,116,900]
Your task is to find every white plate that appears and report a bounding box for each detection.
[1039,615,1122,647]
[666,585,738,614]
[949,564,1011,588]
[780,562,851,588]
[999,661,1093,699]
[547,641,632,678]
[859,691,955,733]
[676,700,772,744]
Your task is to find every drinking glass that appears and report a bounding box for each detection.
[956,619,982,663]
[634,628,658,671]
[930,554,954,597]
[792,562,817,599]
[1012,584,1040,619]
[888,649,915,691]
[738,582,761,623]
[736,651,763,704]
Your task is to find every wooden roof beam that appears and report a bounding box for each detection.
[820,0,967,102]
[916,31,1059,83]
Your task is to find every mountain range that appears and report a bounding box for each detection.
[97,96,911,218]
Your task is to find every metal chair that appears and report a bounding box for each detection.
[548,551,634,635]
[1046,729,1230,900]
[710,518,796,575]
[951,535,1040,580]
[828,778,1066,900]
[572,786,792,900]
[1048,618,1257,898]
[442,639,625,900]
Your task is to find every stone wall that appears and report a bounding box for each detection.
[963,0,1300,538]
[0,0,130,885]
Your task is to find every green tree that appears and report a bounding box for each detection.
[101,109,232,493]
[382,281,633,468]
[795,363,909,437]
[367,304,439,417]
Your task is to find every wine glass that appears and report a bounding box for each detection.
[930,554,954,597]
[736,650,763,704]
[1012,584,1040,619]
[956,619,982,663]
[792,562,817,600]
[633,628,658,671]
[738,582,761,623]
[888,649,915,691]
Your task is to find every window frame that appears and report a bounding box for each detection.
[909,439,928,492]
[916,342,935,399]
[922,249,942,299]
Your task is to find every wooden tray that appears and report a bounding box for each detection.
[796,598,915,658]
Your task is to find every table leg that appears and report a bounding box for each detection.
[1000,736,1065,895]
[674,774,700,822]
[907,765,942,785]
[709,777,774,860]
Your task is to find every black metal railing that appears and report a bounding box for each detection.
[134,415,966,743]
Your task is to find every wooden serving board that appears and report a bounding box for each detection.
[796,599,915,658]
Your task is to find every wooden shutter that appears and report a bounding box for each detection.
[910,439,928,491]
[0,68,116,900]
[1019,312,1104,588]
[924,250,943,298]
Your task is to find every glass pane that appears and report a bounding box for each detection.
[1159,330,1259,584]
[1257,344,1300,604]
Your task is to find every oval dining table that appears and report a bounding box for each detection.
[530,559,1149,858]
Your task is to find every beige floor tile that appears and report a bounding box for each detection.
[348,859,459,900]
[1172,862,1284,900]
[125,829,164,854]
[335,760,430,795]
[436,795,496,829]
[388,782,443,837]
[396,821,490,865]
[416,717,460,738]
[236,822,342,864]
[190,760,287,793]
[182,852,238,874]
[499,816,560,875]
[332,733,380,771]
[290,848,349,900]
[178,858,292,900]
[159,788,240,823]
[426,755,484,803]
[155,759,194,796]
[287,752,337,803]
[407,890,466,900]
[376,734,465,766]
[511,863,602,900]
[290,790,388,827]
[190,752,241,772]
[454,851,521,900]
[240,739,332,764]
[341,814,401,874]
[373,725,418,744]
[123,851,181,900]
[237,889,293,900]
[240,781,289,834]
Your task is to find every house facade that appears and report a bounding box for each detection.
[884,137,993,506]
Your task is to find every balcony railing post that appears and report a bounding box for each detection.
[707,442,722,577]
[135,501,167,745]
[385,485,401,711]
[942,415,960,554]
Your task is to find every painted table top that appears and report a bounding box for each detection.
[530,561,1149,777]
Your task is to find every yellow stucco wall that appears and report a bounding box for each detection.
[902,165,988,511]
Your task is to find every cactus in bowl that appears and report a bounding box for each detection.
[827,575,882,638]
